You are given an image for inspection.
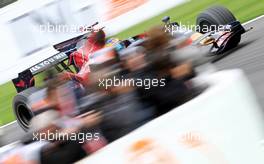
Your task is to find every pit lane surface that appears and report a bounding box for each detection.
[1,16,264,147]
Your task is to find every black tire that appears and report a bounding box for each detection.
[13,87,39,131]
[196,6,236,33]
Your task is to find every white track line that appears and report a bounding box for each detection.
[242,15,264,25]
[0,15,264,130]
[0,121,17,129]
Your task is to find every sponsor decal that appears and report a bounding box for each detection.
[30,53,67,73]
[127,138,179,164]
[126,132,228,163]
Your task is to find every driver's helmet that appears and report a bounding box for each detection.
[105,37,125,51]
[88,29,106,47]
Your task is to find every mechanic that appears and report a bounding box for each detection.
[140,26,197,115]
[17,109,104,164]
[63,32,125,85]
[1,111,59,164]
[58,29,107,85]
[98,79,153,142]
[80,55,154,142]
[30,75,108,154]
[37,110,105,164]
[69,29,106,70]
[32,72,86,117]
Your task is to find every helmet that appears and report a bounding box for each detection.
[88,29,106,46]
[106,38,125,51]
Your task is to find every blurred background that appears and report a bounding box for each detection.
[0,0,264,163]
[0,0,264,126]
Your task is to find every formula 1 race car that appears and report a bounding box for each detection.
[162,6,251,56]
[11,23,144,131]
[11,6,250,131]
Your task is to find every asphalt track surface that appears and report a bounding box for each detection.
[214,16,264,108]
[0,16,264,147]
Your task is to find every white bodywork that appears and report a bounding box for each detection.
[77,69,264,164]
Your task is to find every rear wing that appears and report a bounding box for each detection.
[12,52,69,93]
[12,32,89,93]
[12,22,145,93]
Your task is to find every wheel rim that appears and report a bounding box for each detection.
[16,103,33,130]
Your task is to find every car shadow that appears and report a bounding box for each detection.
[211,38,258,63]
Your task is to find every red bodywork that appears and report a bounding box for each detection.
[65,32,106,83]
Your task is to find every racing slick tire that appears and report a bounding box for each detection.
[196,6,236,33]
[13,87,39,131]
